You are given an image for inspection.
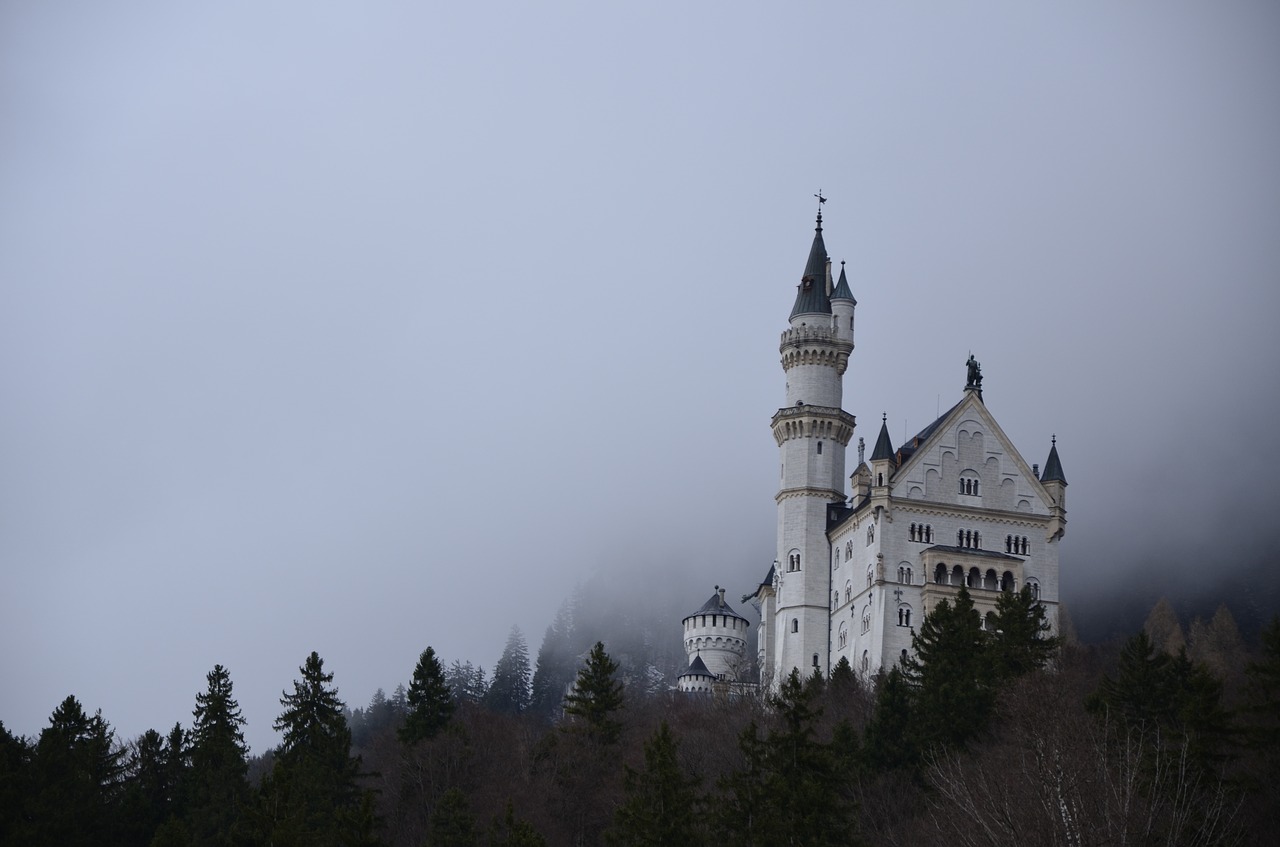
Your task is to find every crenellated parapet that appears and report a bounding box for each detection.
[780,326,853,375]
[770,404,856,446]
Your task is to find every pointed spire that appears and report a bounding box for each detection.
[1040,435,1067,484]
[870,412,895,461]
[790,207,833,319]
[831,260,855,302]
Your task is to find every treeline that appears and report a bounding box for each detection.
[4,589,1280,845]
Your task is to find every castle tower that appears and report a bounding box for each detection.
[768,208,857,681]
[677,587,751,693]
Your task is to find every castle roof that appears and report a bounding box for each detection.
[892,400,963,465]
[789,212,832,319]
[684,590,750,624]
[831,263,855,302]
[1040,438,1067,484]
[678,654,715,680]
[870,416,895,462]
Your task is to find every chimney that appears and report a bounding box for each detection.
[717,586,725,608]
[1032,463,1040,479]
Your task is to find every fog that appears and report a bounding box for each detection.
[2,2,1278,754]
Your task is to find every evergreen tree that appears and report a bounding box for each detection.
[445,660,488,704]
[862,665,918,773]
[989,584,1059,681]
[400,646,455,744]
[119,728,169,845]
[530,601,576,719]
[563,642,625,744]
[486,626,532,715]
[28,695,126,847]
[187,664,250,846]
[717,671,857,846]
[261,651,374,847]
[0,721,30,845]
[607,721,702,845]
[1143,596,1186,655]
[489,801,547,847]
[903,587,993,753]
[428,787,477,846]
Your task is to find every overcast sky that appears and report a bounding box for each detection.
[3,2,1278,754]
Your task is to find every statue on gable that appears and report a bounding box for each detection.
[966,354,983,390]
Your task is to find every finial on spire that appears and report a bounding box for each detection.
[1052,434,1057,445]
[882,412,887,423]
[814,190,826,227]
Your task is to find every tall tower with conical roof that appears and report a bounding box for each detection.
[767,207,857,681]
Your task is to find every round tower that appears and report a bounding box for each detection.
[678,586,750,692]
[770,207,857,682]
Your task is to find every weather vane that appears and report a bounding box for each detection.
[814,189,826,210]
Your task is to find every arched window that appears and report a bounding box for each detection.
[845,541,853,560]
[926,525,932,542]
[861,606,871,634]
[844,580,852,605]
[817,441,822,455]
[1001,571,1015,592]
[832,592,838,610]
[791,618,799,634]
[787,551,801,572]
[898,605,912,627]
[1027,578,1041,601]
[984,612,997,632]
[958,529,964,546]
[838,621,849,649]
[1006,534,1013,553]
[935,563,947,584]
[867,524,875,545]
[910,522,918,541]
[866,566,873,588]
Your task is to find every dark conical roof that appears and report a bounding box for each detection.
[1041,437,1067,484]
[870,415,895,462]
[684,589,749,624]
[680,654,714,679]
[831,262,855,302]
[790,212,832,319]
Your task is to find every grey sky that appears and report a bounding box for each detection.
[3,2,1278,754]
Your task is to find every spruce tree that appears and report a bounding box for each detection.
[261,651,373,847]
[489,801,547,847]
[903,587,993,752]
[862,665,919,773]
[608,721,702,845]
[428,787,477,846]
[187,664,249,846]
[530,601,576,719]
[989,584,1059,681]
[28,696,126,847]
[563,642,625,744]
[486,626,532,715]
[400,646,455,744]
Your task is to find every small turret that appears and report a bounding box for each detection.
[831,261,856,345]
[1041,435,1068,538]
[869,414,896,489]
[679,586,751,692]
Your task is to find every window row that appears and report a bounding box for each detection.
[1006,535,1030,555]
[957,529,981,549]
[786,551,801,572]
[909,523,933,543]
[960,477,980,495]
[897,566,913,584]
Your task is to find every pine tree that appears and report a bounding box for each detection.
[862,665,919,772]
[119,728,169,845]
[0,720,29,845]
[1143,596,1186,655]
[428,787,477,846]
[400,646,455,744]
[187,664,249,846]
[261,651,373,847]
[489,801,547,847]
[530,600,577,719]
[608,721,702,845]
[28,695,126,847]
[563,642,625,744]
[903,587,993,753]
[989,584,1059,681]
[486,626,532,715]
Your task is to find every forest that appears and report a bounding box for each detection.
[3,586,1279,847]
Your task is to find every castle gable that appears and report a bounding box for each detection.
[891,393,1052,515]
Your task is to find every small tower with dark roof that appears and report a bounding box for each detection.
[678,586,751,693]
[869,413,896,490]
[1041,435,1068,537]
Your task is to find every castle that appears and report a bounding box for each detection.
[678,206,1066,691]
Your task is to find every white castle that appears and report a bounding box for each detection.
[678,206,1067,691]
